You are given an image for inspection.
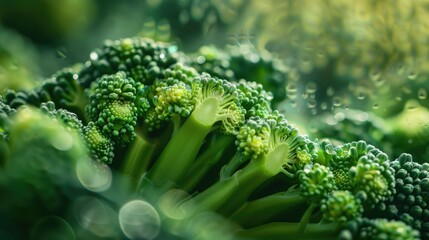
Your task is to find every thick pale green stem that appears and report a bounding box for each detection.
[231,191,306,228]
[180,134,235,192]
[237,222,340,240]
[182,160,272,216]
[122,135,157,181]
[148,98,219,187]
[183,142,293,217]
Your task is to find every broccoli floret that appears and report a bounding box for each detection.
[330,141,395,209]
[321,190,363,224]
[39,67,87,120]
[86,71,148,146]
[82,122,114,164]
[357,218,420,240]
[79,37,179,87]
[376,153,429,239]
[39,101,83,133]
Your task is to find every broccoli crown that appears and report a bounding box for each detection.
[39,67,85,113]
[39,101,83,133]
[329,140,395,208]
[321,190,363,224]
[79,37,179,87]
[234,79,273,119]
[144,64,199,131]
[240,111,315,176]
[358,218,420,240]
[82,121,114,164]
[192,74,245,134]
[381,153,429,239]
[4,88,45,110]
[86,72,145,146]
[299,163,336,201]
[235,116,271,159]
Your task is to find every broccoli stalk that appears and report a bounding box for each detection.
[179,112,315,216]
[147,76,244,187]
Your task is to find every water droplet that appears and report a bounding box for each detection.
[289,99,297,108]
[30,216,75,240]
[373,103,379,109]
[305,82,317,94]
[307,99,317,108]
[159,53,165,59]
[286,83,298,99]
[370,70,381,82]
[408,71,418,80]
[357,91,366,100]
[395,94,402,102]
[406,101,419,111]
[408,139,414,144]
[74,196,117,237]
[76,160,112,192]
[332,97,342,107]
[320,102,328,110]
[326,87,335,97]
[335,112,345,121]
[418,88,427,100]
[119,200,161,240]
[90,52,98,61]
[56,47,68,59]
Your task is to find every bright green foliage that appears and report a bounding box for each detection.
[79,37,179,87]
[358,218,420,240]
[321,190,363,223]
[299,163,336,201]
[379,153,429,239]
[82,121,114,164]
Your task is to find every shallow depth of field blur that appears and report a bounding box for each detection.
[1,0,429,239]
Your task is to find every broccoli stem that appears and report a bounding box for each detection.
[237,222,340,240]
[231,191,306,227]
[122,134,157,181]
[180,134,235,192]
[149,98,219,187]
[220,153,247,181]
[183,143,292,216]
[181,160,271,216]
